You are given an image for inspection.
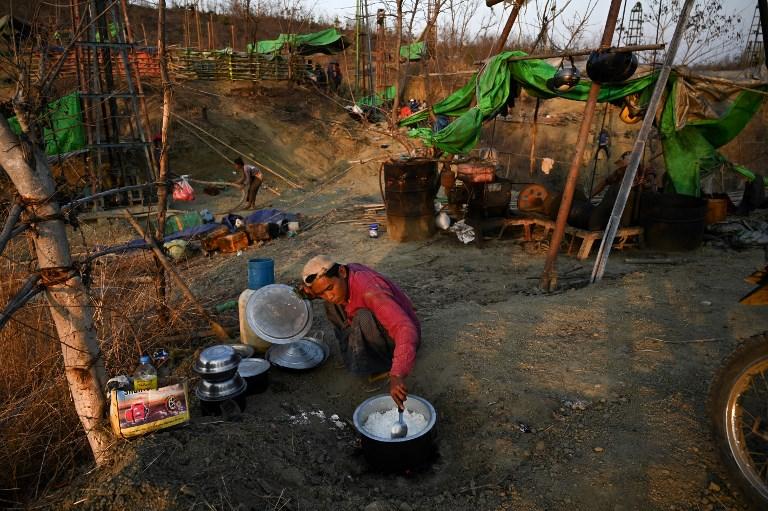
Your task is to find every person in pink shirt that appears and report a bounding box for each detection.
[300,255,420,409]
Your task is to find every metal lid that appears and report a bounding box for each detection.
[245,284,313,344]
[238,358,271,377]
[266,337,329,370]
[195,375,247,401]
[230,343,255,359]
[193,345,241,376]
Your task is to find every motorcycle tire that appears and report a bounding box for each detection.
[708,332,768,507]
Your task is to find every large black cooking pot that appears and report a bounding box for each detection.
[353,394,438,472]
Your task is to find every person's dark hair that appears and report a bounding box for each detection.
[325,263,342,279]
[234,157,244,166]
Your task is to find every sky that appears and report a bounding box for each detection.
[312,0,758,64]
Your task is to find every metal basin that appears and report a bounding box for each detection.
[193,344,241,382]
[245,284,313,344]
[195,374,247,402]
[353,394,438,471]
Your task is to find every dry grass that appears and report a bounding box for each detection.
[0,231,215,507]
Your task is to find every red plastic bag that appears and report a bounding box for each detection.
[172,177,195,201]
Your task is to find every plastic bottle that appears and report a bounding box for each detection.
[133,355,158,391]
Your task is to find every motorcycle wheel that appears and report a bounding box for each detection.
[708,332,768,506]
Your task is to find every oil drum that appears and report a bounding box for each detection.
[383,159,439,242]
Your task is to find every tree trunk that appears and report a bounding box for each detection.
[0,117,112,464]
[154,0,173,323]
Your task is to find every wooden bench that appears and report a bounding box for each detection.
[563,225,644,260]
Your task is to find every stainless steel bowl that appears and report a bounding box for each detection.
[353,394,437,443]
[193,345,241,381]
[195,374,247,401]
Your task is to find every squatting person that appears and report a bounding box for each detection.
[299,255,420,409]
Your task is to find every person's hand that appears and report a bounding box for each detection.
[389,375,408,410]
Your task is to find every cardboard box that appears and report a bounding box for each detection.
[110,382,190,438]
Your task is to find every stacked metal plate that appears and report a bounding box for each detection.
[266,337,329,370]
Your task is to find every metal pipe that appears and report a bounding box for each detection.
[590,0,695,284]
[538,0,623,292]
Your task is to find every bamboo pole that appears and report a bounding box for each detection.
[590,0,695,284]
[124,210,231,341]
[539,0,623,291]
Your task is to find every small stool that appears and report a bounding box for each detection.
[563,225,644,260]
[497,218,536,240]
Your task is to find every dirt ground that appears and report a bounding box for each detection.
[40,81,768,511]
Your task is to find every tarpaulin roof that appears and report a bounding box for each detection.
[400,41,426,61]
[250,28,349,56]
[403,50,766,196]
[7,92,86,155]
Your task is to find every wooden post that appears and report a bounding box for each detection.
[195,7,202,49]
[124,211,232,341]
[231,24,236,50]
[590,0,696,283]
[539,0,623,291]
[390,0,403,129]
[529,98,540,175]
[493,1,524,55]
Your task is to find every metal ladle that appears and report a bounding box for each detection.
[390,407,408,439]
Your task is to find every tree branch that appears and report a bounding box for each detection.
[0,273,44,331]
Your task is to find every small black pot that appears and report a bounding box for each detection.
[353,394,438,473]
[238,358,271,395]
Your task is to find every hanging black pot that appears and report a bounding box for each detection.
[586,50,638,84]
[547,56,581,92]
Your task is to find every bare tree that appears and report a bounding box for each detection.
[0,112,112,463]
[644,0,744,64]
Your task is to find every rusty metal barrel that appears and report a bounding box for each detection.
[383,159,439,242]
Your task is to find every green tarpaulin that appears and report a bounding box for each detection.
[400,41,426,61]
[659,77,764,196]
[358,85,396,107]
[7,92,86,155]
[403,50,765,195]
[250,28,349,56]
[405,51,657,154]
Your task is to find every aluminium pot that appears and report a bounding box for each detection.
[238,358,270,395]
[192,345,241,382]
[353,394,438,472]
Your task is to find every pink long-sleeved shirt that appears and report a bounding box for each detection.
[343,264,420,377]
